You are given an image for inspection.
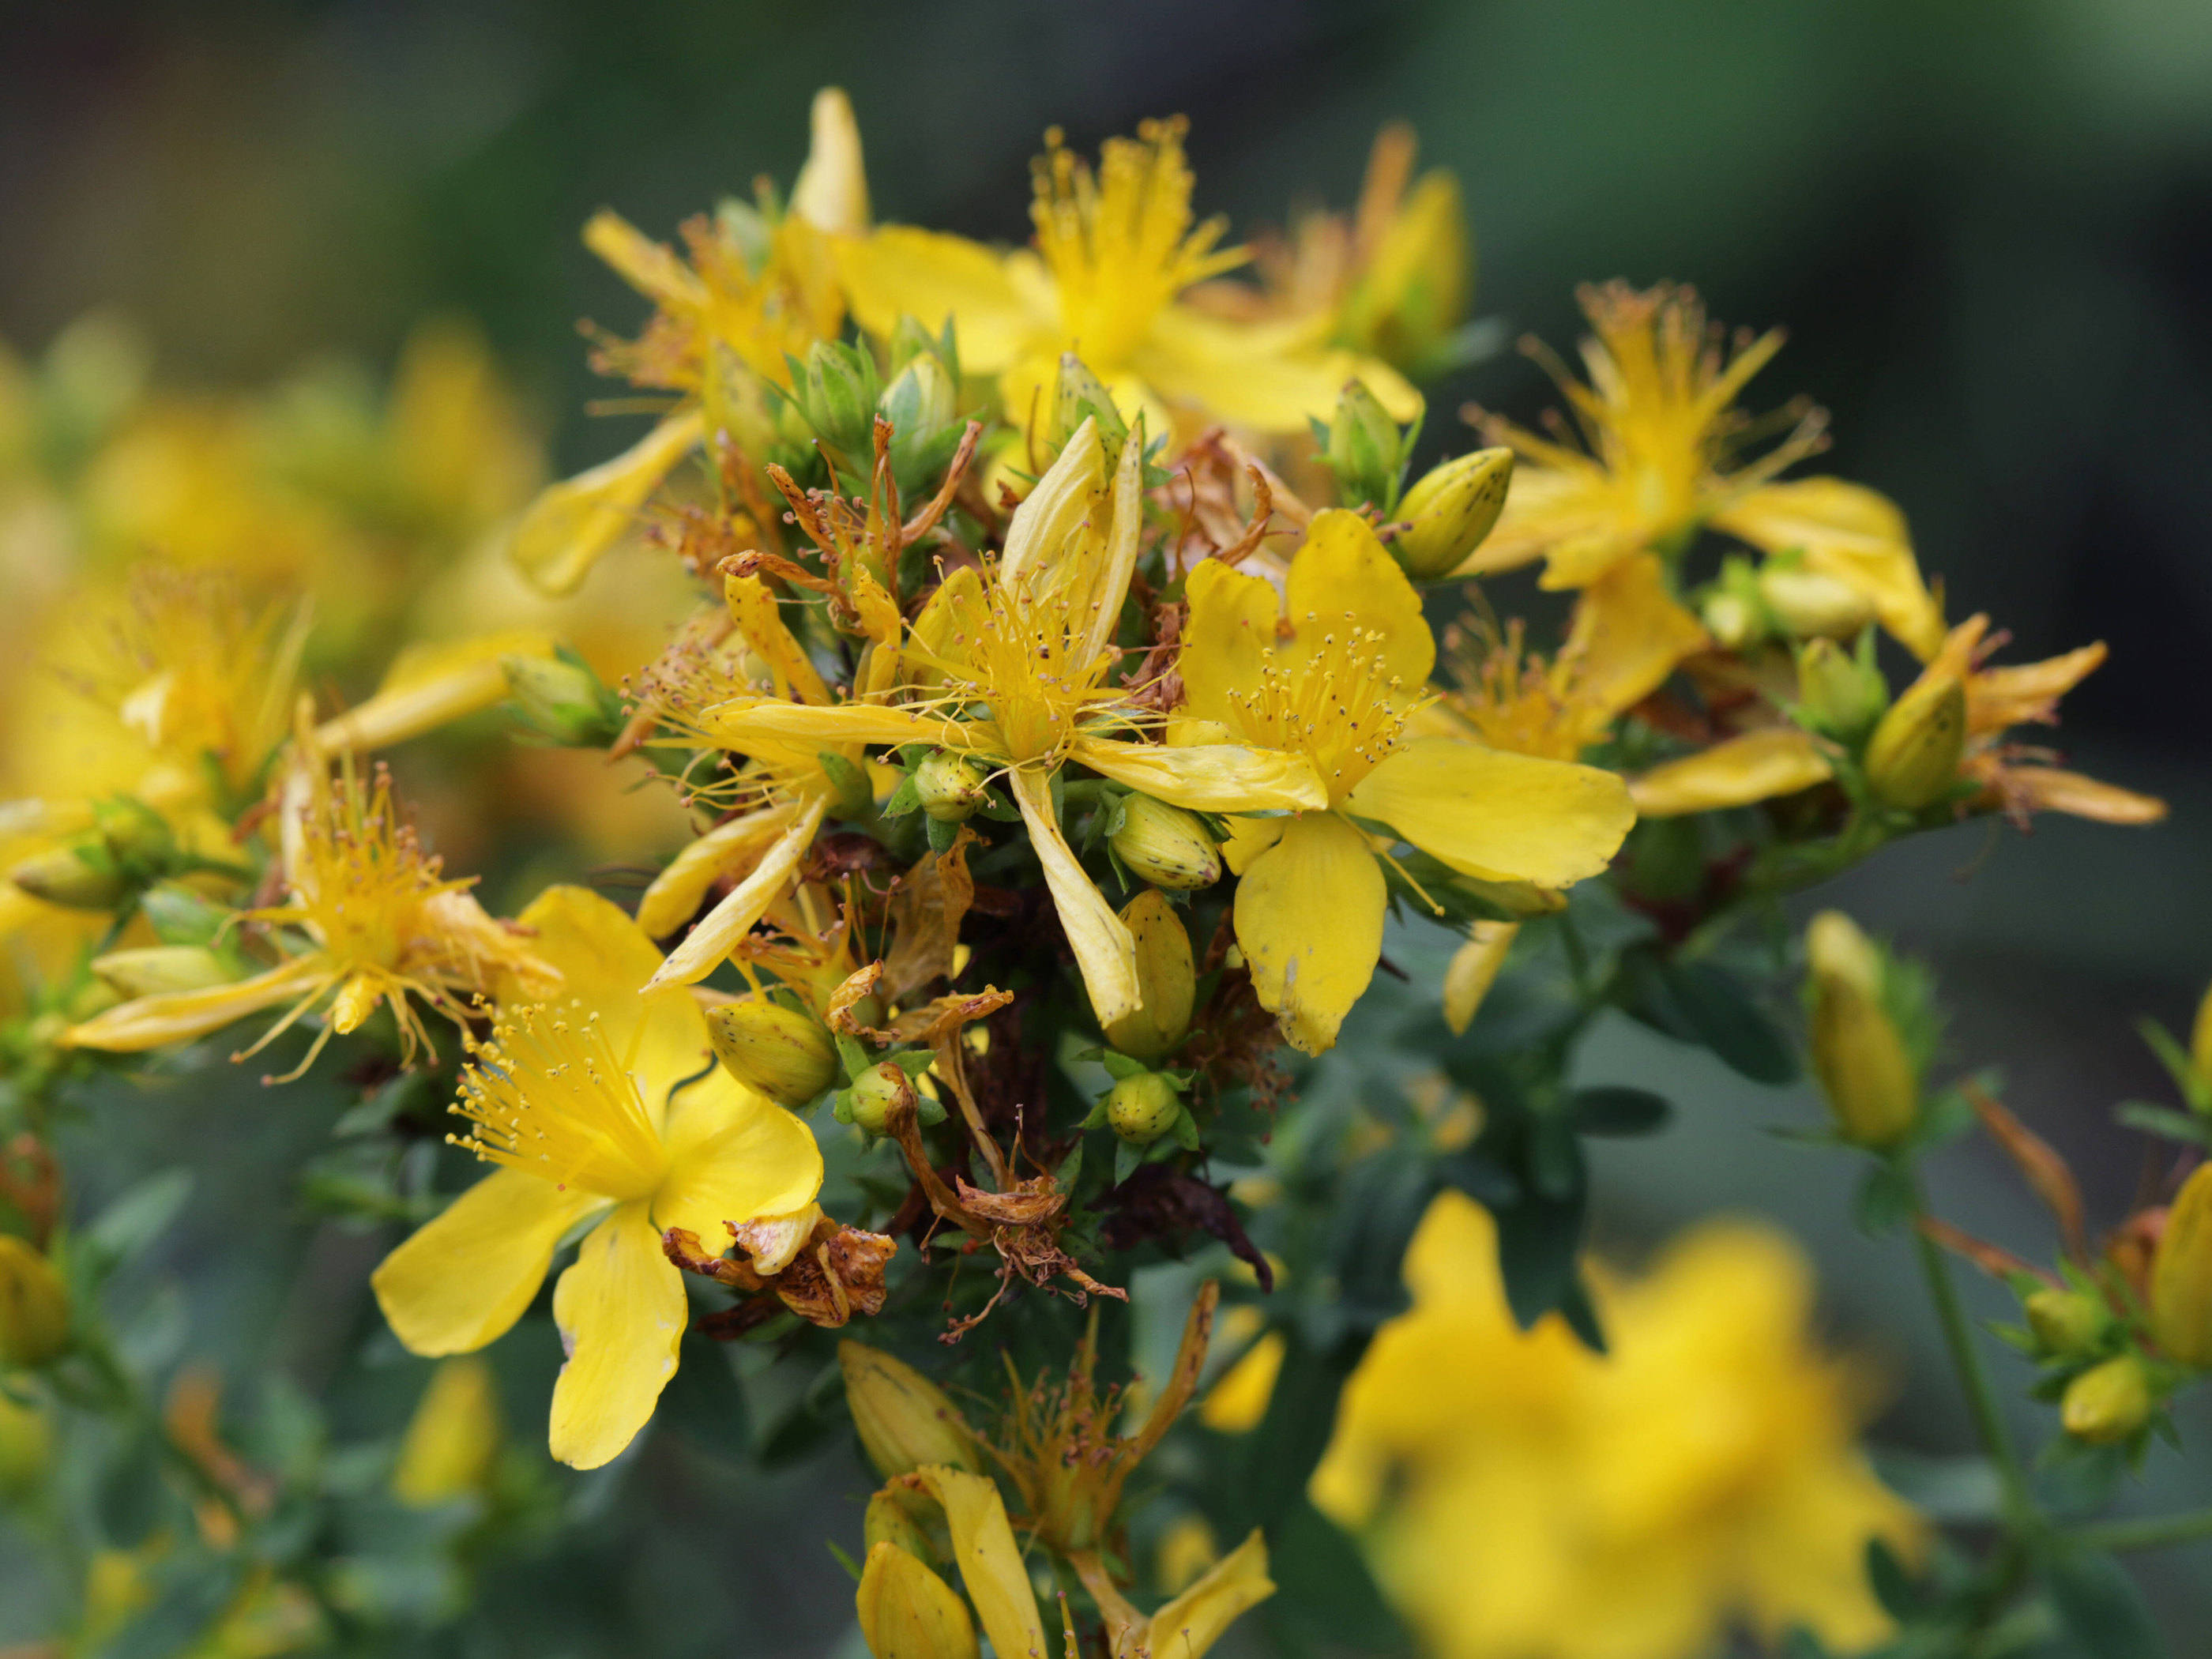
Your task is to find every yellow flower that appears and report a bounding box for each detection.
[1464,283,1947,660]
[837,118,1418,440]
[510,88,862,594]
[694,423,1325,1027]
[391,1356,503,1507]
[370,885,822,1469]
[1179,510,1633,1053]
[1312,1191,1919,1659]
[66,756,554,1078]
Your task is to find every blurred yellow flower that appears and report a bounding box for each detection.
[1312,1191,1918,1659]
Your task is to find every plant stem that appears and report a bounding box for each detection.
[1908,1176,2037,1528]
[2069,1507,2212,1555]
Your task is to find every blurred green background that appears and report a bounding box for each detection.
[6,0,2211,1650]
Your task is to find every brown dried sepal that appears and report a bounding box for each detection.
[881,830,979,1001]
[826,961,895,1044]
[664,1215,899,1334]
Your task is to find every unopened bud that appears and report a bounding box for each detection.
[1805,911,1917,1147]
[1049,354,1128,455]
[1863,672,1967,811]
[1324,380,1409,513]
[1758,565,1877,639]
[864,1484,942,1568]
[856,1540,978,1659]
[1795,638,1888,743]
[503,651,619,746]
[882,354,962,486]
[2025,1288,2104,1358]
[0,1387,48,1496]
[2061,1353,2151,1444]
[1702,591,1761,653]
[1110,796,1220,891]
[92,798,178,872]
[706,1000,839,1109]
[0,1236,69,1368]
[393,1356,502,1507]
[9,844,125,911]
[1106,1071,1182,1146]
[91,946,233,1000]
[846,1062,916,1137]
[1389,447,1513,580]
[1103,890,1195,1061]
[914,751,990,823]
[838,1341,980,1478]
[796,339,882,460]
[2152,1163,2212,1370]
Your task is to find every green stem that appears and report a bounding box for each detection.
[1908,1175,2037,1529]
[2069,1507,2212,1555]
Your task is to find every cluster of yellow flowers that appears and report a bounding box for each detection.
[0,83,2184,1659]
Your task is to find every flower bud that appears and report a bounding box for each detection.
[1110,796,1220,891]
[9,844,126,911]
[865,1484,942,1568]
[502,651,619,746]
[1106,1071,1182,1146]
[393,1356,502,1507]
[914,751,991,823]
[2061,1353,2151,1444]
[1323,380,1409,512]
[1103,890,1195,1061]
[90,945,232,1000]
[794,339,882,461]
[0,1387,48,1496]
[1388,447,1513,580]
[1048,353,1128,455]
[92,798,178,872]
[2151,1162,2212,1370]
[846,1062,917,1137]
[1795,638,1888,743]
[1701,590,1761,653]
[838,1341,980,1478]
[856,1540,978,1659]
[1804,911,1917,1147]
[1863,672,1967,811]
[0,1236,70,1368]
[1757,565,1877,639]
[2025,1288,2104,1357]
[882,354,963,486]
[706,999,840,1109]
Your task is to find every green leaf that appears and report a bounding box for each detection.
[1495,1188,1586,1332]
[1664,959,1800,1085]
[1865,1537,1919,1620]
[1567,1085,1672,1137]
[1256,1498,1409,1653]
[1527,1113,1583,1202]
[923,813,958,854]
[2045,1550,2165,1659]
[881,775,922,818]
[85,1169,194,1269]
[1112,1136,1145,1187]
[2116,1101,2212,1146]
[1853,1163,1915,1236]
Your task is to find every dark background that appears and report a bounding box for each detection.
[5,0,2210,1650]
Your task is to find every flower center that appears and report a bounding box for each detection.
[1224,621,1413,804]
[913,574,1128,766]
[447,1002,670,1203]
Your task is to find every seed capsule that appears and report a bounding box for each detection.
[1103,890,1195,1061]
[1804,911,1917,1148]
[838,1341,980,1478]
[846,1062,917,1137]
[1110,796,1220,891]
[705,1000,840,1108]
[2152,1162,2212,1370]
[1106,1071,1183,1146]
[0,1237,69,1369]
[2061,1353,2151,1444]
[1389,448,1514,580]
[914,751,991,823]
[1863,672,1967,811]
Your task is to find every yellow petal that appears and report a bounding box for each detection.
[63,957,328,1053]
[646,796,826,991]
[1712,478,1947,660]
[790,87,870,236]
[1454,461,1612,580]
[1565,555,1709,720]
[1346,739,1634,887]
[907,565,984,692]
[909,1466,1048,1659]
[1077,424,1147,667]
[1072,735,1325,814]
[856,1542,978,1659]
[635,803,803,941]
[314,630,559,754]
[701,698,967,754]
[838,227,1035,374]
[1285,510,1435,688]
[1134,1527,1276,1659]
[371,1168,604,1356]
[1138,304,1420,430]
[582,212,707,310]
[1219,813,1285,877]
[1443,921,1520,1036]
[724,574,830,706]
[998,414,1104,592]
[1235,812,1385,1055]
[653,1074,825,1247]
[510,411,705,596]
[392,1357,502,1507]
[1199,1333,1285,1433]
[1629,728,1836,818]
[1179,558,1282,729]
[547,1203,687,1469]
[1010,767,1137,1029]
[1999,766,2167,826]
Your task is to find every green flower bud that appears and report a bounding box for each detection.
[503,650,619,747]
[881,353,962,486]
[2061,1353,2151,1444]
[1110,796,1220,891]
[705,999,840,1108]
[793,339,882,460]
[91,946,233,1000]
[0,1236,69,1369]
[1757,565,1876,639]
[139,882,235,947]
[1106,1071,1182,1146]
[1805,911,1917,1148]
[2152,1163,2212,1370]
[1863,672,1967,811]
[838,1341,980,1478]
[1103,890,1195,1062]
[0,1386,49,1496]
[914,751,991,823]
[1795,637,1889,743]
[2025,1288,2105,1358]
[92,798,177,873]
[1702,590,1762,653]
[1048,353,1128,456]
[1323,380,1409,512]
[847,1062,917,1137]
[9,844,126,911]
[1389,447,1514,580]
